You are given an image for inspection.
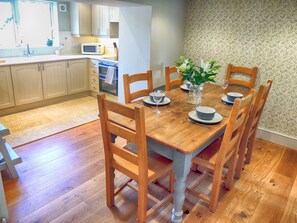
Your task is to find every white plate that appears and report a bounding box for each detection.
[221,95,234,105]
[143,96,171,106]
[180,84,190,91]
[188,110,223,124]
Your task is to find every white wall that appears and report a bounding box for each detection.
[118,0,186,88]
[118,6,152,103]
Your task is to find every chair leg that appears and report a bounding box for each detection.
[245,133,256,164]
[235,147,246,179]
[209,167,223,212]
[225,153,237,190]
[137,182,148,223]
[105,166,115,207]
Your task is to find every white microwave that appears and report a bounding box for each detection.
[81,43,104,55]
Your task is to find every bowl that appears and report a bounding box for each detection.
[196,106,216,120]
[149,92,166,103]
[227,92,243,102]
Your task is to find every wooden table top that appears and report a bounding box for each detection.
[111,84,247,154]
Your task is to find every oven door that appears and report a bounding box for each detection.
[98,64,118,96]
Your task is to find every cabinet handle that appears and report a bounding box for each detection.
[67,61,69,68]
[42,64,45,71]
[38,64,40,71]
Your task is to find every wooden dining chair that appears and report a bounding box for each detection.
[226,64,257,90]
[186,89,255,212]
[235,80,273,178]
[123,70,153,103]
[97,93,173,222]
[165,66,181,92]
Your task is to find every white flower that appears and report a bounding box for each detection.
[203,63,211,72]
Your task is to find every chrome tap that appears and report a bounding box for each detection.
[55,44,64,55]
[24,44,34,57]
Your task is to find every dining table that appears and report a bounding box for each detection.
[111,83,247,222]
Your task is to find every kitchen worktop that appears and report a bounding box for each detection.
[0,54,118,66]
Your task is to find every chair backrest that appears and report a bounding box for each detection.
[216,89,255,165]
[123,70,153,103]
[97,93,148,181]
[226,64,257,90]
[165,66,182,91]
[241,80,272,162]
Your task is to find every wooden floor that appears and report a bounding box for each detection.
[2,120,297,223]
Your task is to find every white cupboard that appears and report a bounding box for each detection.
[0,66,15,109]
[92,5,119,38]
[11,64,44,105]
[109,7,119,22]
[42,61,68,99]
[66,59,88,94]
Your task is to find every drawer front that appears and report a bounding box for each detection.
[89,59,99,68]
[89,75,99,85]
[89,67,99,76]
[90,82,99,92]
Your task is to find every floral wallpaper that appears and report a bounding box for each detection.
[183,0,297,141]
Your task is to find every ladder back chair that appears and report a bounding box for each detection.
[235,80,272,178]
[226,64,257,90]
[97,93,173,222]
[165,66,182,92]
[123,70,153,103]
[186,89,255,212]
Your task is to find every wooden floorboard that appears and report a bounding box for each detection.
[2,120,297,223]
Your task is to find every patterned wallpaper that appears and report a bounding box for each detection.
[184,0,297,140]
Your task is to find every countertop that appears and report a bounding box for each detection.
[0,54,118,66]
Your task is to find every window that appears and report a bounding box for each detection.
[0,2,16,48]
[0,0,59,49]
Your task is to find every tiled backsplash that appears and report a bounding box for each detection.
[0,31,119,57]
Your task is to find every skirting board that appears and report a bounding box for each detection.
[256,127,297,150]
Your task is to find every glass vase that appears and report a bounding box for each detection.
[188,84,203,105]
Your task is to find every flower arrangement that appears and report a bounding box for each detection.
[176,56,221,87]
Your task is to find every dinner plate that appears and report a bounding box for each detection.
[143,96,171,106]
[188,110,223,124]
[221,95,234,105]
[180,84,190,91]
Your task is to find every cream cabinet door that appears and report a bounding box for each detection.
[109,7,119,22]
[0,66,15,109]
[42,61,68,99]
[79,3,92,35]
[66,59,88,94]
[92,5,109,36]
[11,64,43,105]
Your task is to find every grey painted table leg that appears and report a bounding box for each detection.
[171,152,192,223]
[0,172,8,221]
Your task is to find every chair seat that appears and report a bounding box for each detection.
[114,143,173,183]
[192,138,222,167]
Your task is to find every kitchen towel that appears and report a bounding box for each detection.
[105,66,115,84]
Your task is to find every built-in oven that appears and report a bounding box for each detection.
[98,60,118,96]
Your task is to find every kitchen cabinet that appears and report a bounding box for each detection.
[92,5,119,38]
[66,59,88,94]
[70,2,92,37]
[11,64,44,106]
[0,66,15,109]
[109,7,119,22]
[89,59,99,94]
[42,61,68,99]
